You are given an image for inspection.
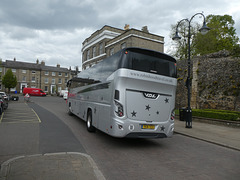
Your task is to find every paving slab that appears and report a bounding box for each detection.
[174,119,240,151]
[0,152,106,180]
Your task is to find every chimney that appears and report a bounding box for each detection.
[124,24,130,30]
[14,57,16,61]
[141,26,149,33]
[75,66,79,72]
[36,59,39,64]
[41,61,45,66]
[57,64,60,68]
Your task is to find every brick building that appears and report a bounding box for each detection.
[0,59,77,94]
[82,25,164,70]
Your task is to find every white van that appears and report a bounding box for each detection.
[63,91,68,100]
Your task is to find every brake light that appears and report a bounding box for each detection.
[114,100,124,117]
[171,109,175,121]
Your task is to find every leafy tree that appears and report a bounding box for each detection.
[170,22,200,59]
[2,69,17,93]
[231,44,240,57]
[170,14,239,59]
[194,14,239,55]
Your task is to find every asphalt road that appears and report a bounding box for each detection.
[32,96,240,180]
[1,96,240,180]
[0,97,85,164]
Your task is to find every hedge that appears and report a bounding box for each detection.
[192,109,239,121]
[200,109,240,116]
[176,109,240,121]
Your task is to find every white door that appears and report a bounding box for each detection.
[51,85,56,94]
[21,83,28,93]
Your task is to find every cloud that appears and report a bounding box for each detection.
[0,0,98,30]
[3,26,38,40]
[0,0,239,70]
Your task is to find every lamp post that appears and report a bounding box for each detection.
[172,13,210,128]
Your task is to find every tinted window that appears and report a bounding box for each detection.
[76,51,122,84]
[100,51,121,80]
[79,63,102,81]
[123,51,176,78]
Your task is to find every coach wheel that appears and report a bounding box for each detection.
[87,111,96,132]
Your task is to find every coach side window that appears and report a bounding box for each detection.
[78,62,102,82]
[100,51,121,80]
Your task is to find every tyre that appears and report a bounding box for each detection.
[4,102,8,110]
[86,111,96,132]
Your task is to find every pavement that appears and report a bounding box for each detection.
[174,118,240,151]
[0,101,239,180]
[0,152,105,180]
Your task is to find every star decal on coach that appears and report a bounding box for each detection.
[145,104,151,111]
[131,110,137,117]
[164,98,169,103]
[160,126,165,131]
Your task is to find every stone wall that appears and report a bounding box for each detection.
[176,50,240,111]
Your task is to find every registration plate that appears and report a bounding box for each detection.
[141,125,155,129]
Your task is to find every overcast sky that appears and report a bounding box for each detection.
[0,0,239,70]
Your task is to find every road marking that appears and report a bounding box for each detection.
[2,120,40,124]
[0,112,4,123]
[0,103,41,124]
[31,108,41,123]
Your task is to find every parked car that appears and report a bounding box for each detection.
[0,95,8,115]
[11,95,19,101]
[0,92,8,100]
[23,88,46,96]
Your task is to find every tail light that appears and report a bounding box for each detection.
[114,100,124,117]
[171,109,175,121]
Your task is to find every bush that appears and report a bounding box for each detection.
[192,109,239,121]
[200,109,240,116]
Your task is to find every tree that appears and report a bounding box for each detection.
[170,22,200,59]
[170,14,239,59]
[2,69,17,93]
[194,14,239,55]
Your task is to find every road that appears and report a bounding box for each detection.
[1,96,240,180]
[0,97,85,163]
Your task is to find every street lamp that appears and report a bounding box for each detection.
[172,13,210,128]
